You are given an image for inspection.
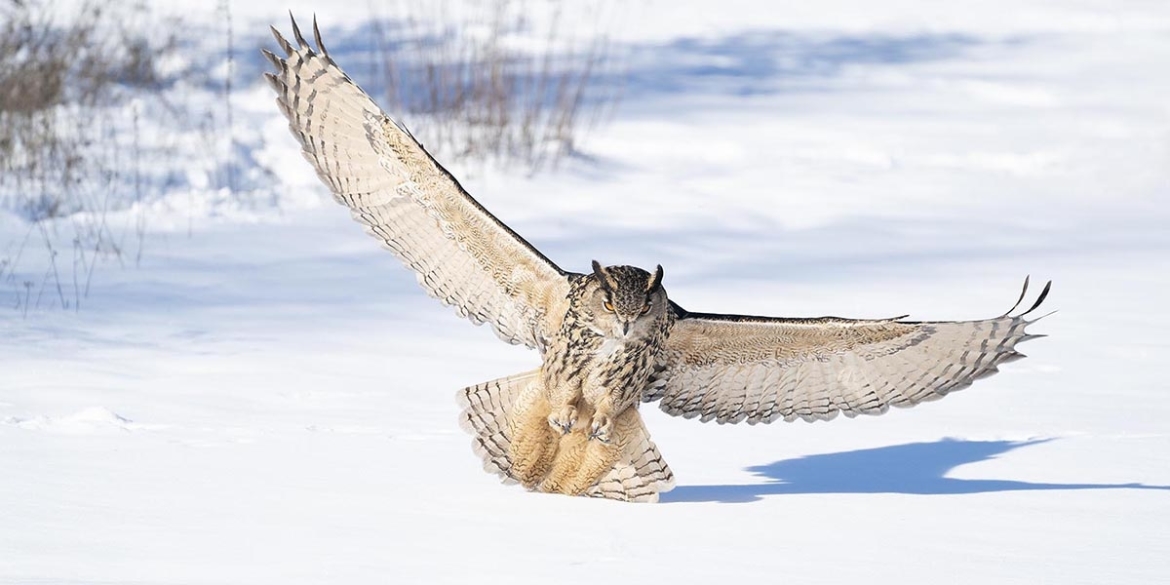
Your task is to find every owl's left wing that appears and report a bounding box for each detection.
[645,279,1051,424]
[264,17,570,351]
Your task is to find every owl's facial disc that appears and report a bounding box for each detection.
[591,261,666,337]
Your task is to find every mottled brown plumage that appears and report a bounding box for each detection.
[504,266,673,496]
[266,16,1052,503]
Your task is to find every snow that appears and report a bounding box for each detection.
[2,1,1169,583]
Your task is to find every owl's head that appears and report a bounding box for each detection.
[589,260,667,337]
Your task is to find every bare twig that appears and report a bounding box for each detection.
[1,0,178,312]
[371,0,624,171]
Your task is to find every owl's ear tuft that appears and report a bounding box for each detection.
[592,260,614,293]
[646,265,664,293]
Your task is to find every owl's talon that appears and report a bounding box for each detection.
[548,405,577,434]
[589,413,613,443]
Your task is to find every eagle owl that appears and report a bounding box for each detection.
[265,18,1052,503]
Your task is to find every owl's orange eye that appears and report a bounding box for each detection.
[603,301,615,312]
[641,302,652,314]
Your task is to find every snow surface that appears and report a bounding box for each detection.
[3,1,1170,583]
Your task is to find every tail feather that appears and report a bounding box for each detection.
[586,409,676,503]
[456,370,540,483]
[457,371,675,502]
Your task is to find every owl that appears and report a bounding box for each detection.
[264,17,1051,503]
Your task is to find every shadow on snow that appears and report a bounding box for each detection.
[617,31,986,100]
[238,19,996,105]
[662,438,1170,503]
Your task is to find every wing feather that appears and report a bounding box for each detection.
[648,280,1052,424]
[266,17,570,350]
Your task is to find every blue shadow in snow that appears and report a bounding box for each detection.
[239,20,996,108]
[662,438,1170,503]
[617,31,986,100]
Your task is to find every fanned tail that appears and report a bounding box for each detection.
[456,370,540,483]
[458,373,676,502]
[586,408,676,503]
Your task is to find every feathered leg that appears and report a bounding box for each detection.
[510,396,561,489]
[539,401,622,495]
[458,373,675,502]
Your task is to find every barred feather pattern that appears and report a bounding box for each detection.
[458,371,675,503]
[456,370,537,482]
[646,280,1052,424]
[584,413,677,503]
[267,16,1053,504]
[264,18,569,351]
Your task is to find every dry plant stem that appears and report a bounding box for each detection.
[1,0,178,312]
[370,0,623,171]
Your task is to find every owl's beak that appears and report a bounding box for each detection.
[621,321,631,336]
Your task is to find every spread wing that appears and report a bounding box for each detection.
[646,278,1052,424]
[264,17,570,350]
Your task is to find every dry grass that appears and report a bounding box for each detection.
[0,0,168,220]
[0,0,176,311]
[0,0,623,312]
[369,0,624,172]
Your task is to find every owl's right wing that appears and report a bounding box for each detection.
[264,17,570,351]
[646,279,1051,424]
